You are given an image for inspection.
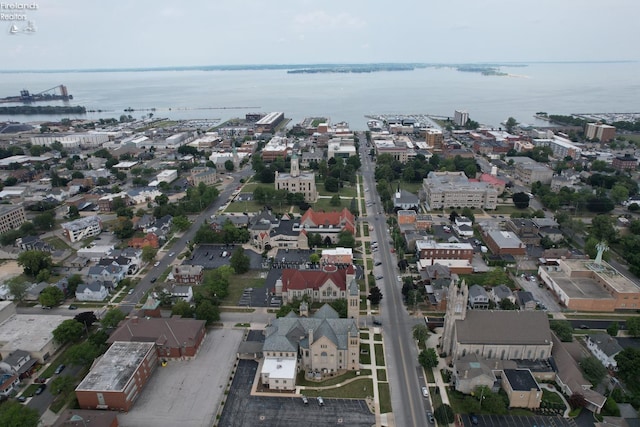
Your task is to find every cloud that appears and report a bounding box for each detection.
[293,10,365,31]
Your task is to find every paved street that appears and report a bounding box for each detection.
[360,139,428,427]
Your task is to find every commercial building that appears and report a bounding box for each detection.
[255,112,285,133]
[274,154,318,202]
[538,259,640,311]
[51,409,120,427]
[327,139,356,160]
[454,110,469,127]
[415,239,474,274]
[261,136,289,162]
[155,169,178,184]
[483,230,526,256]
[106,316,206,359]
[372,138,409,163]
[98,193,129,213]
[612,153,638,171]
[422,171,498,210]
[514,160,554,185]
[532,136,582,159]
[75,342,157,412]
[320,247,353,265]
[425,128,444,151]
[0,204,26,234]
[585,123,616,142]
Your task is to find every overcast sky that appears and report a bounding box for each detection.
[3,0,639,70]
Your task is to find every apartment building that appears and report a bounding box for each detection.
[585,123,616,142]
[61,216,102,242]
[0,204,26,234]
[422,171,498,210]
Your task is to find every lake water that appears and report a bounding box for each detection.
[1,62,639,129]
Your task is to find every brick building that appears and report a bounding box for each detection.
[483,230,526,256]
[612,153,638,171]
[172,265,204,284]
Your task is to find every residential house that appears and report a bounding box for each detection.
[15,235,53,252]
[86,265,127,285]
[128,233,160,249]
[586,333,623,370]
[468,284,490,309]
[0,349,36,379]
[171,285,193,303]
[453,216,474,238]
[491,285,515,305]
[75,282,109,302]
[144,215,172,235]
[127,187,162,205]
[0,374,20,397]
[134,214,155,231]
[516,291,537,311]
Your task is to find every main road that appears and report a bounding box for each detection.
[359,136,429,426]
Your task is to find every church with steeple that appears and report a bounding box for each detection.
[274,153,318,202]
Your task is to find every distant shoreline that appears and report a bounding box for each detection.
[0,60,635,74]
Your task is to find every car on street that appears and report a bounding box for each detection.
[168,252,175,257]
[373,319,382,326]
[375,261,382,266]
[35,384,46,395]
[41,306,52,310]
[68,305,77,310]
[17,396,26,402]
[427,411,435,424]
[375,275,383,280]
[422,386,429,397]
[128,288,134,295]
[150,277,157,283]
[54,364,65,374]
[154,261,160,267]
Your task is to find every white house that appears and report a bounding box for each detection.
[586,334,622,370]
[0,349,34,376]
[75,282,109,302]
[86,265,127,285]
[171,285,193,303]
[453,216,474,237]
[468,284,490,309]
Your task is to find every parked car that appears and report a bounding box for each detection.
[301,395,308,404]
[150,277,157,283]
[128,289,134,295]
[168,252,175,257]
[373,318,382,326]
[154,261,160,267]
[35,384,46,395]
[41,306,52,310]
[470,413,479,425]
[17,396,26,402]
[422,386,429,398]
[317,396,324,406]
[54,364,65,374]
[375,261,382,266]
[427,411,435,424]
[68,305,77,310]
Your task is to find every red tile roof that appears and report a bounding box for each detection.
[299,208,355,233]
[281,265,354,292]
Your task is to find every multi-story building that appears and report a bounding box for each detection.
[261,304,359,390]
[425,129,444,151]
[612,153,638,171]
[75,342,157,412]
[585,123,616,142]
[415,239,474,274]
[373,139,409,163]
[255,112,285,133]
[98,193,129,213]
[172,265,204,284]
[188,167,217,186]
[261,136,289,162]
[0,204,26,234]
[483,230,526,256]
[422,171,498,210]
[274,155,318,202]
[532,136,582,159]
[295,207,356,242]
[61,216,102,242]
[514,161,554,185]
[454,110,469,127]
[538,259,640,311]
[327,138,356,160]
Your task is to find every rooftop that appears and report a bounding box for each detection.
[456,311,551,346]
[76,341,155,392]
[0,314,67,353]
[486,230,524,249]
[261,357,297,380]
[61,216,101,232]
[503,369,540,391]
[106,316,205,349]
[543,259,640,296]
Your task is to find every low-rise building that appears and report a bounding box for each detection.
[514,160,554,185]
[61,216,102,242]
[320,247,353,265]
[483,230,526,256]
[502,369,542,409]
[612,153,638,171]
[188,167,218,186]
[585,333,623,370]
[75,282,109,302]
[75,342,157,412]
[468,285,490,309]
[172,265,204,284]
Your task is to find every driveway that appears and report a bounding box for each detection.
[118,328,244,427]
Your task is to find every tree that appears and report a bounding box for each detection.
[418,348,439,369]
[172,299,194,318]
[590,215,617,242]
[7,280,28,302]
[230,247,250,274]
[65,341,100,366]
[67,204,81,219]
[434,404,454,425]
[580,356,607,385]
[412,324,430,346]
[39,286,64,308]
[368,286,383,305]
[172,215,191,232]
[512,192,530,209]
[309,253,320,264]
[611,184,629,204]
[568,393,588,409]
[195,300,220,325]
[224,160,234,171]
[52,319,85,344]
[17,250,52,277]
[50,375,75,395]
[101,308,126,329]
[627,317,640,337]
[615,348,640,391]
[113,218,135,239]
[324,177,340,192]
[607,321,619,337]
[74,311,98,329]
[66,274,83,295]
[499,298,518,310]
[329,299,348,318]
[336,230,356,248]
[505,117,518,133]
[330,194,341,207]
[142,246,158,263]
[550,320,573,342]
[0,401,40,427]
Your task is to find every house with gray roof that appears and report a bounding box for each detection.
[491,284,515,304]
[75,282,109,302]
[87,265,126,285]
[468,284,490,309]
[586,333,623,369]
[261,304,359,390]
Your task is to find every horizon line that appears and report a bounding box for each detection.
[0,60,636,74]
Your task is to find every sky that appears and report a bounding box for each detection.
[2,0,639,70]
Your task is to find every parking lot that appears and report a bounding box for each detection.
[184,244,263,270]
[219,360,375,427]
[460,414,575,427]
[118,328,244,427]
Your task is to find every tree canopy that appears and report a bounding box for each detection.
[39,286,64,307]
[52,319,85,344]
[17,250,52,277]
[101,308,126,329]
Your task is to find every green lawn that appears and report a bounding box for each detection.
[378,382,392,413]
[374,333,382,342]
[223,272,266,305]
[360,332,369,340]
[359,344,371,364]
[377,369,387,381]
[425,367,435,383]
[296,369,371,387]
[302,378,374,399]
[317,185,358,198]
[374,344,385,366]
[313,197,349,211]
[44,236,72,250]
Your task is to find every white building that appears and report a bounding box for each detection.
[61,216,102,242]
[422,172,498,210]
[75,282,109,302]
[274,154,318,203]
[156,169,178,184]
[260,357,297,391]
[454,110,469,127]
[585,334,623,370]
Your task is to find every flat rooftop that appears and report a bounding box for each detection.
[261,357,297,380]
[0,314,67,353]
[547,259,640,296]
[504,369,540,392]
[76,341,155,392]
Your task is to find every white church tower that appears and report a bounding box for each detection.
[441,280,468,358]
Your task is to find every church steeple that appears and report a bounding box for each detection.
[290,153,300,177]
[441,280,468,357]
